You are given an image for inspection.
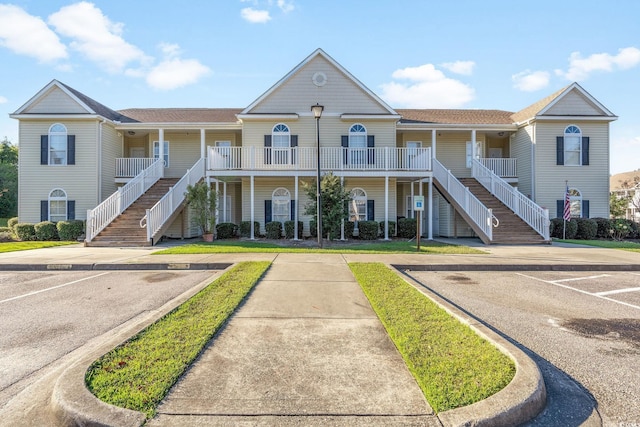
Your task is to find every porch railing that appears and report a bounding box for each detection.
[433,158,494,240]
[208,146,432,171]
[141,157,206,242]
[479,158,517,178]
[116,158,157,178]
[472,159,549,240]
[86,159,163,242]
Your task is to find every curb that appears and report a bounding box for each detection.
[395,267,547,427]
[393,263,640,271]
[49,269,228,426]
[0,263,231,271]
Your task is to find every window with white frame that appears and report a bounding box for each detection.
[349,188,367,222]
[569,187,582,218]
[153,140,170,167]
[272,123,290,164]
[349,124,367,165]
[49,188,67,222]
[272,187,291,224]
[49,123,68,165]
[564,125,582,166]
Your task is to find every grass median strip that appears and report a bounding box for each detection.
[155,240,485,255]
[0,241,77,253]
[349,262,515,412]
[558,239,640,253]
[85,261,271,418]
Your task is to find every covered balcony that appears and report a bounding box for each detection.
[478,158,517,180]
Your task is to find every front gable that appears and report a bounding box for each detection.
[242,49,396,116]
[538,83,616,118]
[14,80,95,115]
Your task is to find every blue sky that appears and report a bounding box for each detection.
[1,0,639,174]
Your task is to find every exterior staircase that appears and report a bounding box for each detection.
[85,178,179,247]
[458,178,547,244]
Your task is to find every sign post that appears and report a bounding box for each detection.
[414,196,424,252]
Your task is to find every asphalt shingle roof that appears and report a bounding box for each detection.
[117,108,243,123]
[396,109,515,125]
[58,82,139,123]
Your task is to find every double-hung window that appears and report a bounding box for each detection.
[153,141,170,167]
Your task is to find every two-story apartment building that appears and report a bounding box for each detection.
[10,49,617,245]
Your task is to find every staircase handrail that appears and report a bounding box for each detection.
[472,159,550,240]
[143,157,206,242]
[432,158,493,240]
[85,159,163,242]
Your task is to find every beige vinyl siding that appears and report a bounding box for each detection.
[149,131,201,178]
[438,194,453,237]
[436,132,486,178]
[18,119,99,223]
[344,177,397,225]
[511,125,534,197]
[544,90,603,116]
[100,124,121,202]
[398,132,433,150]
[534,121,610,218]
[250,56,390,114]
[24,87,88,114]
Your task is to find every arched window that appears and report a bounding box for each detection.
[349,124,367,165]
[568,187,582,218]
[272,123,290,164]
[349,188,367,222]
[272,187,291,224]
[49,188,67,222]
[49,123,68,165]
[564,125,582,166]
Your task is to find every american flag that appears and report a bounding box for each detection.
[563,185,571,221]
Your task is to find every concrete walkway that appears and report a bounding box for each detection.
[147,253,437,426]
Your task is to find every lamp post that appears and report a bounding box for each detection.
[311,103,324,248]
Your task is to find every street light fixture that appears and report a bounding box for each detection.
[311,103,324,248]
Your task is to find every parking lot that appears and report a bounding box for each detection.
[406,269,640,426]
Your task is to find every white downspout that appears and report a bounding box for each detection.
[294,176,299,240]
[531,123,536,202]
[428,177,433,240]
[98,119,106,203]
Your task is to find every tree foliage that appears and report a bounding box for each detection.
[303,172,351,240]
[0,138,18,218]
[610,192,629,219]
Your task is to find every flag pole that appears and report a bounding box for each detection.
[563,180,568,240]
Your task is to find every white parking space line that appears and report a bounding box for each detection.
[515,272,640,312]
[0,272,111,304]
[595,287,640,296]
[552,274,611,283]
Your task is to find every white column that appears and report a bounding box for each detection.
[384,175,389,240]
[410,181,415,219]
[214,178,219,231]
[340,176,345,240]
[432,129,437,159]
[223,181,227,222]
[250,175,255,240]
[471,129,477,160]
[159,128,164,166]
[200,128,206,159]
[428,178,433,240]
[419,179,424,237]
[294,176,299,240]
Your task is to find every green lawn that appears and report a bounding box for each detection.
[155,239,486,255]
[558,239,640,253]
[86,261,270,418]
[349,262,515,412]
[0,241,77,253]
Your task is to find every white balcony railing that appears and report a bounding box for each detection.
[472,159,549,240]
[116,158,158,178]
[208,146,432,172]
[141,157,206,242]
[433,158,494,240]
[86,159,163,242]
[479,158,517,178]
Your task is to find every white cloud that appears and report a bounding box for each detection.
[556,47,640,81]
[512,70,550,92]
[48,1,147,73]
[441,60,475,75]
[380,63,475,108]
[0,4,67,62]
[0,95,7,104]
[146,44,210,90]
[277,0,295,13]
[241,7,271,23]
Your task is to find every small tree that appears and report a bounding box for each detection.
[185,181,217,237]
[302,172,351,240]
[610,192,629,219]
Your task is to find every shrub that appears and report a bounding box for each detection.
[284,220,303,239]
[550,218,577,239]
[548,219,555,238]
[379,220,396,237]
[398,217,417,238]
[0,231,14,242]
[575,218,597,240]
[610,218,631,241]
[240,221,260,238]
[265,221,282,239]
[593,217,613,239]
[344,221,355,239]
[7,217,18,232]
[14,223,36,241]
[0,226,11,233]
[358,220,379,240]
[216,222,238,239]
[57,220,84,241]
[629,221,640,239]
[35,221,59,241]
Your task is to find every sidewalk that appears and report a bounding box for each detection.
[146,253,438,426]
